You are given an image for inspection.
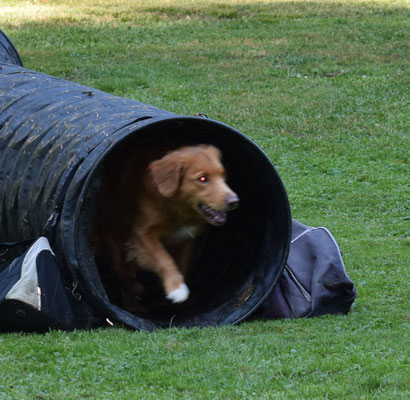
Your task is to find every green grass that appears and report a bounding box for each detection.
[0,0,409,399]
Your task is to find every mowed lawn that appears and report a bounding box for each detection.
[0,0,409,399]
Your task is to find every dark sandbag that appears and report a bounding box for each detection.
[255,220,356,319]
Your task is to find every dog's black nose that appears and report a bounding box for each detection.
[226,194,240,211]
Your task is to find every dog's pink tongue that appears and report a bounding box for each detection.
[211,210,227,226]
[198,203,227,226]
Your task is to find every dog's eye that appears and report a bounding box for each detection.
[198,175,208,183]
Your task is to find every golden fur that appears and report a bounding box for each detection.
[90,145,239,312]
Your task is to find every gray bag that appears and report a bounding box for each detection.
[257,219,356,319]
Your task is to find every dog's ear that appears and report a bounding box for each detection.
[149,156,182,197]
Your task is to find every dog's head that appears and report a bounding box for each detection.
[148,145,239,226]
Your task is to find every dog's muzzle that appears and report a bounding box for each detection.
[198,194,239,226]
[225,194,240,211]
[197,203,227,226]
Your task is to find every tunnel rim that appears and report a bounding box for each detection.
[61,115,292,330]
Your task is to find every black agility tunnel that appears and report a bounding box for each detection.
[0,31,291,330]
[0,29,23,67]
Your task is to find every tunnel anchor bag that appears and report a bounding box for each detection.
[256,220,356,319]
[0,237,104,333]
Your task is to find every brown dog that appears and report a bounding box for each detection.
[91,145,239,312]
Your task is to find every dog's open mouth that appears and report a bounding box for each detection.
[197,203,227,226]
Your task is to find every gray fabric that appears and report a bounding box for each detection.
[256,219,356,319]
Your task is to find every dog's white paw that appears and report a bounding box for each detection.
[166,283,190,303]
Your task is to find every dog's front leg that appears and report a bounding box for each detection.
[127,232,190,303]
